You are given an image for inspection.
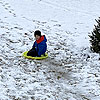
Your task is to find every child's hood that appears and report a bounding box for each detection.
[43,35,47,42]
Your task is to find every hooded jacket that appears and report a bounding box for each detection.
[33,35,47,57]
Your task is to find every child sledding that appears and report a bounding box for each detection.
[23,30,48,59]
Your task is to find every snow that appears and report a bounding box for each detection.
[0,0,100,100]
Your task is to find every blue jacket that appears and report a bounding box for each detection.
[33,35,47,56]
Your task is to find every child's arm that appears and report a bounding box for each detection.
[38,42,47,56]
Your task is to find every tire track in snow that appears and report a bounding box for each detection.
[40,0,99,16]
[39,0,70,11]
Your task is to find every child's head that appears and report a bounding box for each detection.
[34,30,41,40]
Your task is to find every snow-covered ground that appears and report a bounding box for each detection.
[0,0,100,100]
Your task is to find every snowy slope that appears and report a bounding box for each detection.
[0,0,100,100]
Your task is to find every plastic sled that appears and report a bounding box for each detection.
[22,51,48,60]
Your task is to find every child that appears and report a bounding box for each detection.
[27,30,47,57]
